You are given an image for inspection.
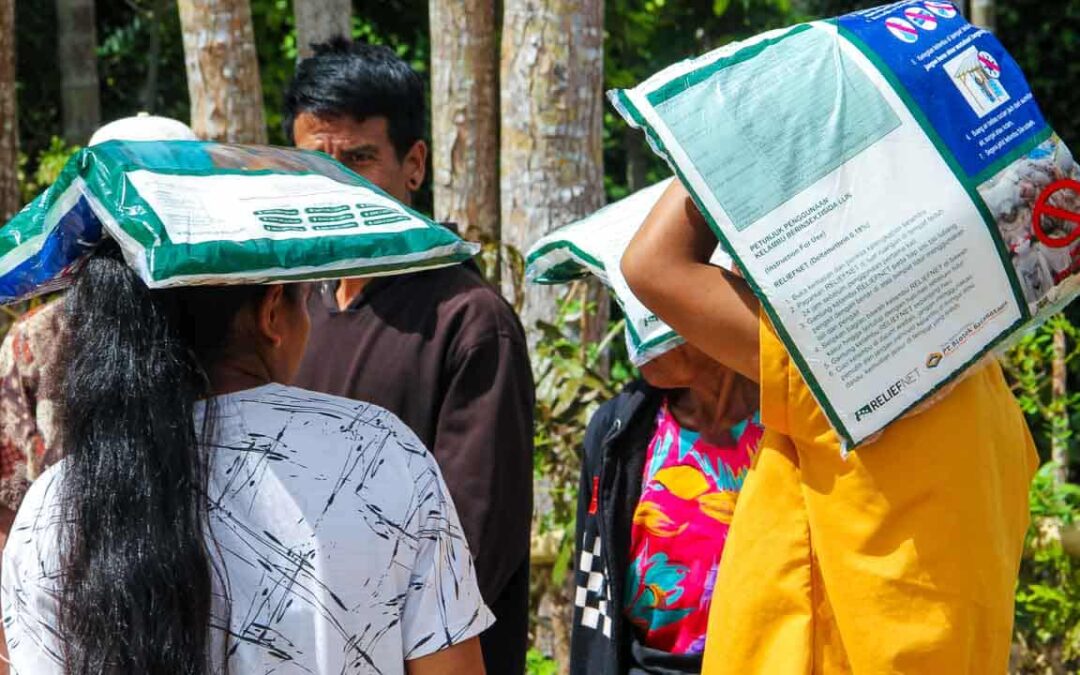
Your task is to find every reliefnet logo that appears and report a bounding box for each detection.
[854,369,921,422]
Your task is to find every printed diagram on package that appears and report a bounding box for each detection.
[883,3,957,44]
[924,1,958,19]
[978,136,1080,308]
[903,6,938,31]
[945,47,1010,118]
[885,17,919,43]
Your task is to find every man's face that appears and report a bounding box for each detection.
[292,112,426,204]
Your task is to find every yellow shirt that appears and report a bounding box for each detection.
[702,316,1038,674]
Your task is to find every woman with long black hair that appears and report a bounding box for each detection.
[0,243,490,674]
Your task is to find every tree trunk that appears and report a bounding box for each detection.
[625,126,646,192]
[429,0,500,282]
[0,0,17,223]
[177,0,266,143]
[294,0,351,59]
[138,0,167,112]
[56,0,101,145]
[500,0,606,343]
[1052,326,1069,485]
[970,0,995,32]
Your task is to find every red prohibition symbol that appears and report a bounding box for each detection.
[1032,179,1080,249]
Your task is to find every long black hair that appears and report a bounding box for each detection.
[57,242,284,674]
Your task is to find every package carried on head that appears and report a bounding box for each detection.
[611,1,1079,448]
[526,177,734,366]
[0,141,478,303]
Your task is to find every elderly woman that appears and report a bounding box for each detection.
[1,241,490,675]
[570,335,762,675]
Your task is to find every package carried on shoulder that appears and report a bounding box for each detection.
[526,177,734,366]
[0,141,479,304]
[611,1,1080,448]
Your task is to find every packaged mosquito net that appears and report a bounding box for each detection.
[0,141,478,303]
[612,1,1080,447]
[526,178,734,365]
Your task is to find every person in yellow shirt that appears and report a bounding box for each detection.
[621,179,1039,674]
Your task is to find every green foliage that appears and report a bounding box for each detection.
[525,286,634,662]
[251,0,298,145]
[18,137,80,203]
[14,0,62,158]
[603,0,799,200]
[532,287,634,561]
[998,0,1080,146]
[1004,318,1080,672]
[1013,464,1080,673]
[97,0,190,125]
[1029,463,1080,526]
[525,648,559,675]
[1006,315,1080,465]
[794,0,880,18]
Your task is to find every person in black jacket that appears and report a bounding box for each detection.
[570,340,761,675]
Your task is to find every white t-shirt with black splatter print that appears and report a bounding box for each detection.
[2,384,493,674]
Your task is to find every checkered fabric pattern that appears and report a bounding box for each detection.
[574,530,613,638]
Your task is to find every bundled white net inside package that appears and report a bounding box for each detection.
[612,0,1080,447]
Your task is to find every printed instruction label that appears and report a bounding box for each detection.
[626,18,1027,443]
[126,171,424,245]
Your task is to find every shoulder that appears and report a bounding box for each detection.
[14,298,63,326]
[5,460,65,565]
[585,396,621,443]
[9,300,64,342]
[584,380,661,463]
[603,379,662,427]
[212,385,445,532]
[225,384,424,444]
[226,383,436,472]
[13,459,64,518]
[0,300,64,366]
[403,266,526,348]
[227,383,386,414]
[1,462,66,673]
[264,388,449,522]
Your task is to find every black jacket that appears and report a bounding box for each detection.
[569,381,703,675]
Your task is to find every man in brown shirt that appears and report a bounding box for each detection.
[284,39,535,675]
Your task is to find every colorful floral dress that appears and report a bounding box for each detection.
[0,301,64,511]
[625,400,763,655]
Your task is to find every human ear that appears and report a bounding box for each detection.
[403,140,427,191]
[255,285,287,348]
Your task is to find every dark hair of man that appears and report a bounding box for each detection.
[282,36,425,159]
[57,241,298,674]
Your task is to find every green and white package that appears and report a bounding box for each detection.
[612,2,1080,447]
[0,141,478,303]
[526,178,734,366]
